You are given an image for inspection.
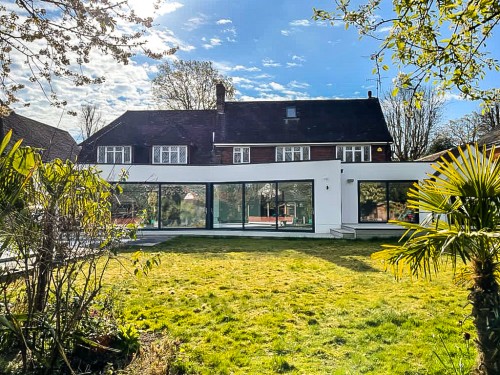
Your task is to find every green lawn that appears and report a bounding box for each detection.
[106,237,475,374]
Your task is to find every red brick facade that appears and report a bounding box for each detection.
[371,144,391,162]
[218,145,391,164]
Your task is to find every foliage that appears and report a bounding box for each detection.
[105,237,475,374]
[382,87,444,160]
[428,135,456,155]
[374,144,500,373]
[313,0,500,103]
[0,131,135,373]
[152,60,236,110]
[0,0,175,114]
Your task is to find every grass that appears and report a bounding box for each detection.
[104,236,476,374]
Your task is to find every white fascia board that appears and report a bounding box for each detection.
[214,141,391,147]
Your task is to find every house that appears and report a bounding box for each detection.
[79,85,433,238]
[0,111,79,161]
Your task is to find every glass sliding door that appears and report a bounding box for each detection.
[213,183,244,229]
[277,181,313,230]
[111,183,159,228]
[244,182,277,229]
[161,184,206,228]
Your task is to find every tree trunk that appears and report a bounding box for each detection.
[471,259,500,374]
[34,211,55,312]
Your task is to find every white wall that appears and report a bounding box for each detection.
[94,160,343,233]
[340,162,433,224]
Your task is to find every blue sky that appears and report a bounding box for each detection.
[13,0,498,138]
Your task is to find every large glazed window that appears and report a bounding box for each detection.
[160,185,206,228]
[359,181,417,223]
[275,146,310,162]
[213,184,244,228]
[277,181,313,230]
[152,146,188,164]
[111,184,159,228]
[245,183,278,229]
[97,146,132,164]
[336,145,371,162]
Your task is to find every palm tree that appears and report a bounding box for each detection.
[374,144,500,374]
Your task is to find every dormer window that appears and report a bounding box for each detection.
[97,146,131,164]
[286,106,296,118]
[152,145,188,164]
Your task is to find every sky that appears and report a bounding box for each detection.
[9,0,499,141]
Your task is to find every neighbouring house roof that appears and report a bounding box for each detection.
[78,110,217,164]
[478,128,500,147]
[215,98,393,144]
[0,111,79,161]
[417,149,451,162]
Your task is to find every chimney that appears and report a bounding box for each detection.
[368,90,372,99]
[216,83,225,114]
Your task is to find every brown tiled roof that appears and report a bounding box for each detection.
[78,110,217,164]
[1,111,79,161]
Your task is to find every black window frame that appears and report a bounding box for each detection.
[357,180,418,224]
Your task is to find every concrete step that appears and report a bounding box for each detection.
[330,228,356,239]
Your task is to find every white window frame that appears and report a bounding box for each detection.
[275,146,310,162]
[233,147,250,164]
[336,145,371,162]
[152,145,188,164]
[97,146,132,164]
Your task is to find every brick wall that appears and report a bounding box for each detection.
[371,144,391,162]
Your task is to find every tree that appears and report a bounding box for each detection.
[313,1,500,103]
[0,0,175,115]
[427,135,455,154]
[481,102,500,131]
[79,104,104,140]
[436,105,500,147]
[152,60,236,110]
[382,87,444,160]
[374,145,500,374]
[0,130,134,372]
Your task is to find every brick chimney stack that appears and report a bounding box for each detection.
[368,90,373,99]
[216,83,225,114]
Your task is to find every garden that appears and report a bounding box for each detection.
[105,236,475,374]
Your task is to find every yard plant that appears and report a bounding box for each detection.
[377,145,500,374]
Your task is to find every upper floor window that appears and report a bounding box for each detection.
[286,106,297,118]
[336,145,371,162]
[152,145,188,164]
[97,146,131,164]
[233,147,250,164]
[276,146,310,162]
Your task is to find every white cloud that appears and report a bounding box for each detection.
[292,55,306,62]
[202,37,222,49]
[269,82,285,91]
[128,0,184,18]
[184,15,207,31]
[286,62,301,68]
[216,19,232,25]
[289,81,310,89]
[281,30,291,36]
[232,65,261,72]
[289,19,311,27]
[262,59,281,68]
